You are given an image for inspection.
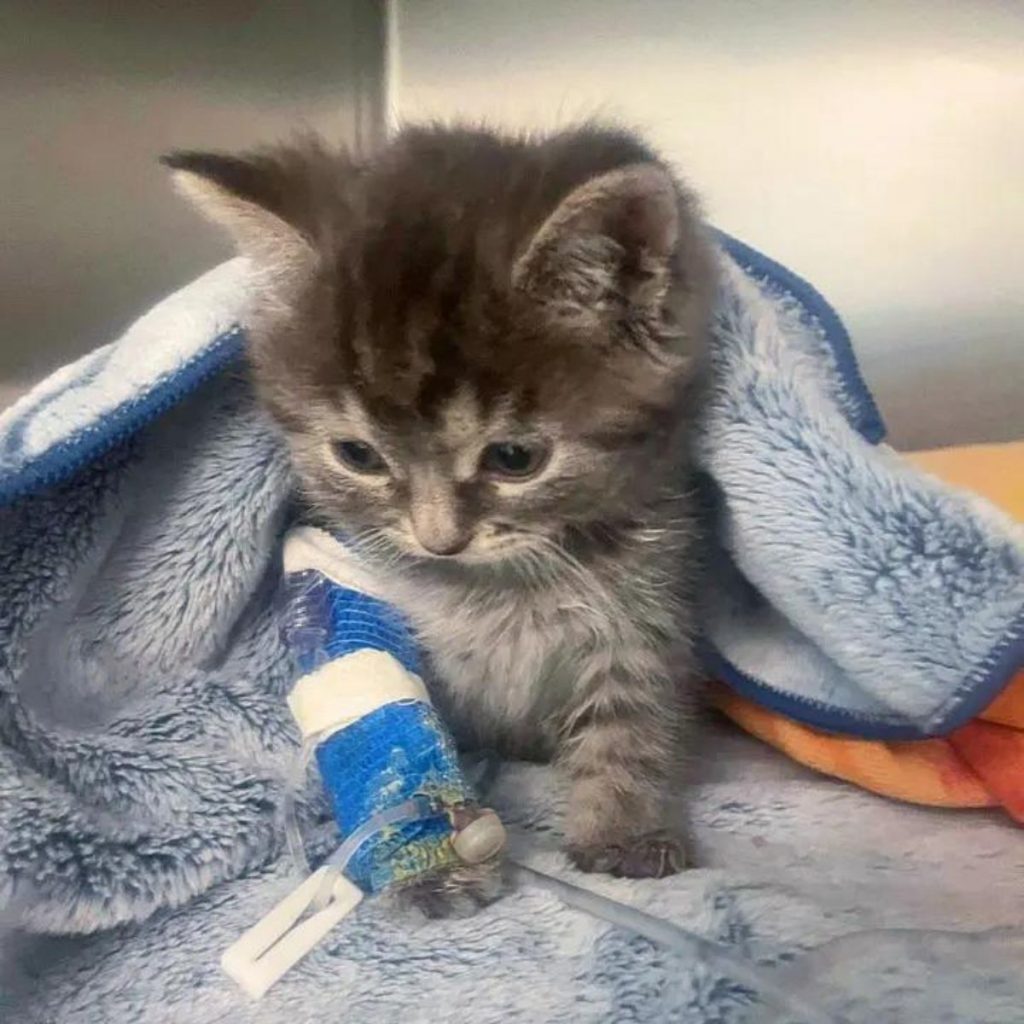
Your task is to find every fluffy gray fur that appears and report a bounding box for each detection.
[167,124,714,893]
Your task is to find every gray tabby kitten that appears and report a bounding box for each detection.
[165,124,714,906]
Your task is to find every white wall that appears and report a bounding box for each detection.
[1,0,383,402]
[393,0,1024,449]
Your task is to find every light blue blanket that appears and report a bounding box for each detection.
[1,237,1022,1023]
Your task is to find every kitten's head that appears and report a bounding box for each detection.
[164,126,713,567]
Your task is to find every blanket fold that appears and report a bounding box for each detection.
[1,234,1022,1023]
[699,242,1023,739]
[717,441,1024,822]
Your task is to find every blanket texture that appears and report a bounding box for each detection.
[1,236,1022,1023]
[717,443,1024,822]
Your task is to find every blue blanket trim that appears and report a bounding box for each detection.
[700,641,917,740]
[713,231,887,445]
[704,616,1024,740]
[930,616,1024,734]
[0,326,245,507]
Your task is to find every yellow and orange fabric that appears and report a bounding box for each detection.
[715,441,1024,823]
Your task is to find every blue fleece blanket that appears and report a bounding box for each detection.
[1,237,1022,1023]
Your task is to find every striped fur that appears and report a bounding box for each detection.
[168,123,713,884]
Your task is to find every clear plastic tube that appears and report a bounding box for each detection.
[508,861,837,1024]
[277,734,320,878]
[310,796,436,910]
[322,797,435,874]
[473,752,835,1023]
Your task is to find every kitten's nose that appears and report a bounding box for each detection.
[412,515,471,556]
[418,532,471,557]
[410,485,472,556]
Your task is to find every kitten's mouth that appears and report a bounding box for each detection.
[410,539,530,566]
[377,526,546,569]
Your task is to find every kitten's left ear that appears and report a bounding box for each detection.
[512,163,686,343]
[161,146,321,283]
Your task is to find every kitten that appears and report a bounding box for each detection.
[165,124,714,904]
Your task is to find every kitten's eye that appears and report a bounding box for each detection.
[331,440,388,475]
[480,441,548,479]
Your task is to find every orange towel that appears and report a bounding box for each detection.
[715,441,1024,823]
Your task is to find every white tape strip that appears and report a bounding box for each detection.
[287,648,431,739]
[282,526,383,597]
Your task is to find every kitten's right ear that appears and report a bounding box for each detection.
[161,149,317,278]
[511,163,688,351]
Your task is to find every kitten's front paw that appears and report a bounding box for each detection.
[567,830,686,879]
[393,859,506,920]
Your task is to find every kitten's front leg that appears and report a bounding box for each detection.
[560,649,689,879]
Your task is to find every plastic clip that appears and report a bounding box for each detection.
[221,866,363,1000]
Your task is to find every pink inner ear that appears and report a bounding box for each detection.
[526,164,680,271]
[511,163,681,318]
[590,167,680,260]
